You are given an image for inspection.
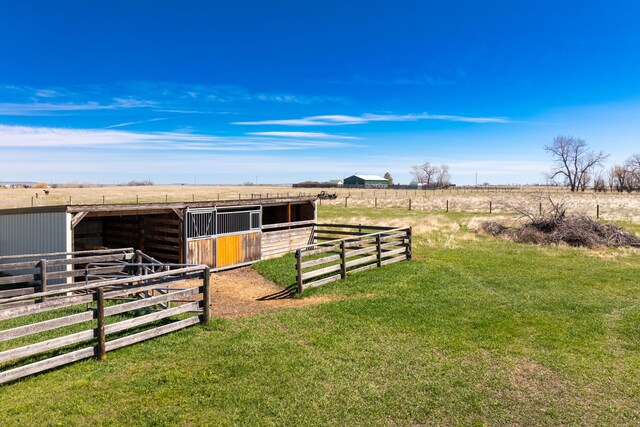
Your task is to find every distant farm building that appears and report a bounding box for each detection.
[328,179,344,186]
[0,196,316,271]
[343,175,389,188]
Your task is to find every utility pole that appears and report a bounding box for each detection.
[475,172,478,186]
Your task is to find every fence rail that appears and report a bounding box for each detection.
[0,263,210,384]
[0,248,136,302]
[295,224,412,292]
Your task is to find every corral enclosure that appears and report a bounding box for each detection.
[0,196,317,272]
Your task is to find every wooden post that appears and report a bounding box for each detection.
[136,195,139,204]
[39,259,47,303]
[376,234,382,267]
[136,251,142,276]
[446,200,449,212]
[102,195,105,204]
[165,194,168,203]
[409,199,412,210]
[406,228,413,260]
[202,267,211,323]
[597,204,600,219]
[489,201,492,214]
[95,287,107,361]
[340,241,347,279]
[296,250,303,293]
[375,197,377,208]
[539,202,542,216]
[344,197,348,207]
[68,196,72,204]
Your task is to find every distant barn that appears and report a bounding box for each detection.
[343,174,389,188]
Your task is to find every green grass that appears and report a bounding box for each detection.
[2,207,640,425]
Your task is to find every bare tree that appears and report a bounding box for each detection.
[624,154,640,192]
[608,165,629,192]
[421,162,439,186]
[435,164,451,188]
[544,136,608,192]
[410,165,425,184]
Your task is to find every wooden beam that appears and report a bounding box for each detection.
[171,208,184,221]
[71,211,88,228]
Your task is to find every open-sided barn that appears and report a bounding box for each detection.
[0,196,316,271]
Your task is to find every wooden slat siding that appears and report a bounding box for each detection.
[241,232,262,264]
[261,226,313,259]
[299,254,341,269]
[300,264,342,281]
[301,274,342,290]
[345,254,378,269]
[187,238,215,267]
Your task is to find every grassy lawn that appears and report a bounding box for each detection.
[2,206,640,425]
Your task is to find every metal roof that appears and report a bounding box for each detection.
[348,175,388,181]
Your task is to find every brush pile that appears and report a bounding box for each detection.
[481,199,640,248]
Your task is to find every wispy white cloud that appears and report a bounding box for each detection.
[246,131,360,139]
[104,117,168,129]
[234,112,511,126]
[0,82,349,116]
[324,74,451,86]
[0,124,356,151]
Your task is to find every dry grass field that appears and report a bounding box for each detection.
[3,184,640,222]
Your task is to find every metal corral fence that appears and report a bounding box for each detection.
[0,257,210,384]
[296,224,412,292]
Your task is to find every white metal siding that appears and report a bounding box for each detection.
[0,211,70,257]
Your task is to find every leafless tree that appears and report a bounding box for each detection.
[421,162,439,186]
[435,164,451,188]
[410,165,425,184]
[544,136,608,192]
[608,165,629,192]
[624,154,640,191]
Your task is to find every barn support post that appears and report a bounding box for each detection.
[202,267,211,323]
[296,250,303,293]
[95,287,107,361]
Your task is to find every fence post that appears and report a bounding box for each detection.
[136,195,139,204]
[375,197,377,208]
[340,241,347,279]
[376,234,382,267]
[39,259,47,303]
[344,197,348,207]
[103,195,105,204]
[539,202,542,216]
[409,199,412,210]
[95,287,107,361]
[136,251,142,276]
[296,250,303,293]
[202,267,211,323]
[597,204,600,219]
[406,228,413,260]
[489,201,492,214]
[446,200,449,212]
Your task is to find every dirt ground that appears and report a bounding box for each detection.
[186,267,339,318]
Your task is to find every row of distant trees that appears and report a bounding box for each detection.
[409,162,451,188]
[545,136,640,192]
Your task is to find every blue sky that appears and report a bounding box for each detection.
[1,1,639,184]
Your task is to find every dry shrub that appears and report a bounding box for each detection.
[481,199,640,248]
[481,221,508,236]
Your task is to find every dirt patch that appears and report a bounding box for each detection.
[182,267,341,318]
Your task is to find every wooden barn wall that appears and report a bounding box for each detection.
[102,213,181,263]
[74,218,104,250]
[215,232,261,269]
[186,238,215,267]
[261,226,313,259]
